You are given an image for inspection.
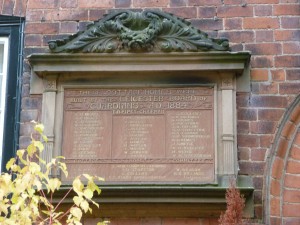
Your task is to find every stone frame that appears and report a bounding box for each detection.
[57,82,218,184]
[28,52,253,216]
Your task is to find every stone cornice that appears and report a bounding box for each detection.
[28,52,250,77]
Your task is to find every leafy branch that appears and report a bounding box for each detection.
[0,121,108,225]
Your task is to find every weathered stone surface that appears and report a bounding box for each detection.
[62,87,215,183]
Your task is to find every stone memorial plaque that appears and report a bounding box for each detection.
[62,87,215,183]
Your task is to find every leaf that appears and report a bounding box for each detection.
[42,134,48,142]
[158,19,207,52]
[20,165,29,174]
[30,201,39,216]
[27,187,35,197]
[27,143,36,157]
[42,210,51,216]
[48,178,62,193]
[6,158,16,170]
[97,176,105,182]
[21,172,32,188]
[73,196,83,207]
[58,161,68,177]
[80,200,89,213]
[16,149,27,165]
[90,199,99,208]
[63,22,119,53]
[83,174,92,181]
[33,178,42,190]
[73,177,84,194]
[70,207,82,220]
[83,189,93,199]
[29,162,41,174]
[1,173,12,185]
[12,195,24,206]
[33,140,44,152]
[10,164,21,172]
[52,211,64,219]
[87,181,101,195]
[34,123,44,134]
[40,196,52,209]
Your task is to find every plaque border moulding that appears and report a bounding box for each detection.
[28,9,253,216]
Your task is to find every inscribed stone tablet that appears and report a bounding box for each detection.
[62,87,215,183]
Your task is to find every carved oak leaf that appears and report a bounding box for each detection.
[158,19,226,52]
[64,22,120,53]
[158,20,199,52]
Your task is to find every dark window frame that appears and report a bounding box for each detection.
[0,15,24,172]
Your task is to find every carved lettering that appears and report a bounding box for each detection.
[62,87,215,183]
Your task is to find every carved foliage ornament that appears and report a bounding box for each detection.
[48,10,230,53]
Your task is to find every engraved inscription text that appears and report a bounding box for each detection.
[62,87,215,183]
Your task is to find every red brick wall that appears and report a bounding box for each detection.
[2,0,299,224]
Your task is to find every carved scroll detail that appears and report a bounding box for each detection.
[48,10,230,53]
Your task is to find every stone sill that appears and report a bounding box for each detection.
[49,176,253,218]
[52,175,253,204]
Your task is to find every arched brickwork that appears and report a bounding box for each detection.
[265,95,300,225]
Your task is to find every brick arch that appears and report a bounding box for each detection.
[265,95,300,225]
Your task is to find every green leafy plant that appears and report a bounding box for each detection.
[0,122,108,225]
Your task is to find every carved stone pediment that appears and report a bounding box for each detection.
[48,10,230,53]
